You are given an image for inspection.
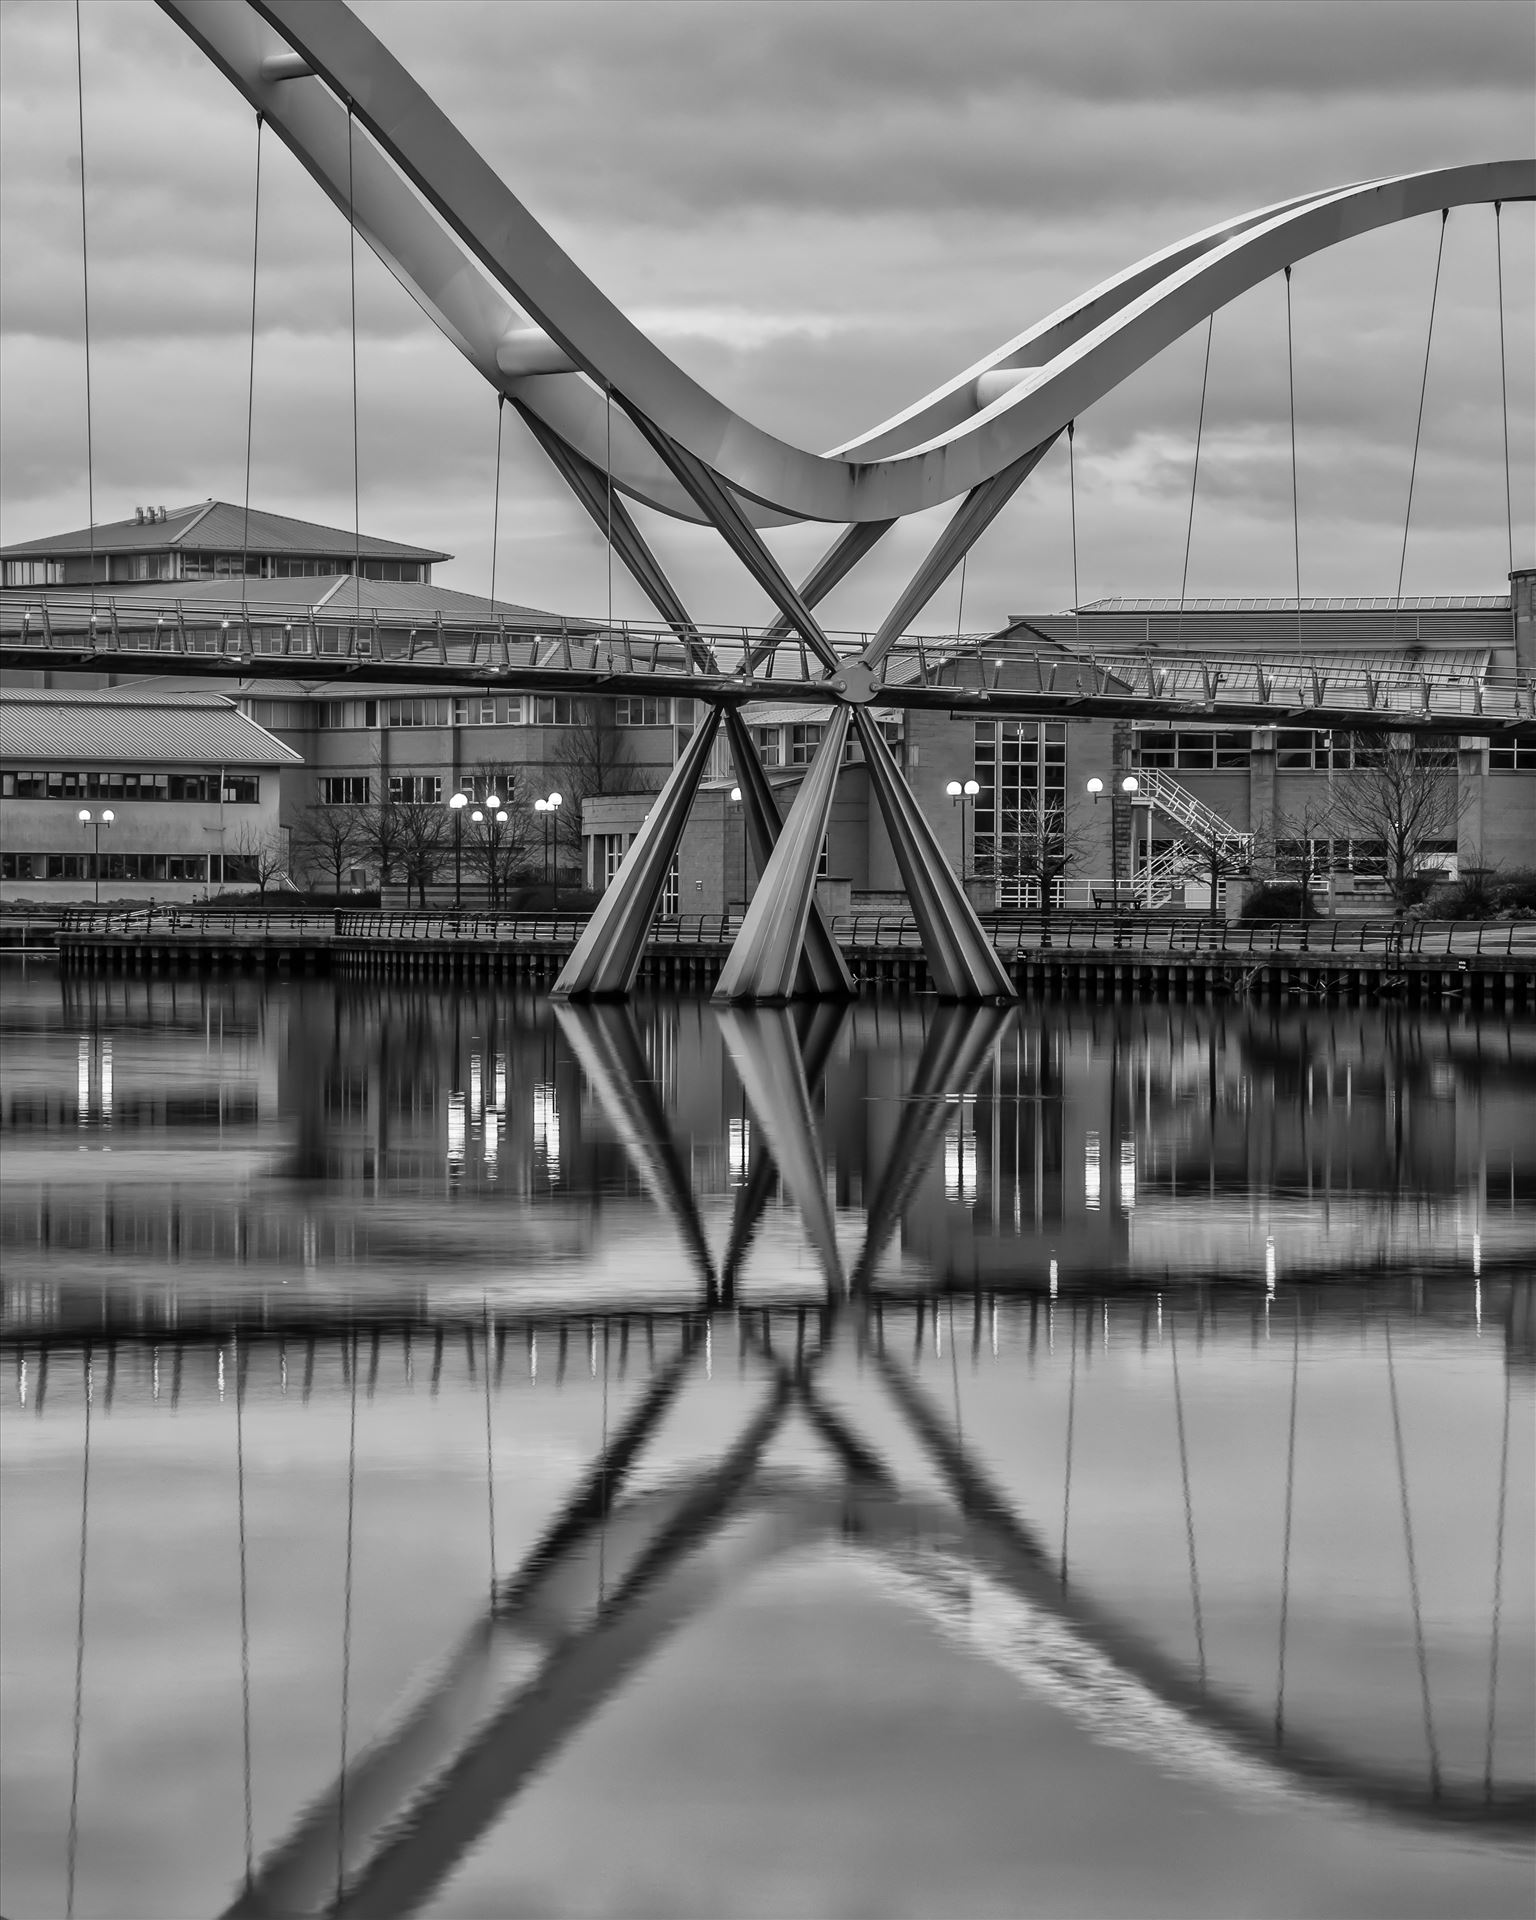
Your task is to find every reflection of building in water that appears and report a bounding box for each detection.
[2,971,1534,1304]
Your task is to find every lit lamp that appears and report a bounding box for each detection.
[729,785,746,914]
[78,806,114,905]
[946,777,981,883]
[448,790,469,910]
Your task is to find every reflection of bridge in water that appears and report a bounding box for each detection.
[6,993,1531,1916]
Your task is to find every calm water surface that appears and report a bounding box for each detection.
[1,967,1532,1918]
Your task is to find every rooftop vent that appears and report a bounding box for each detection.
[134,506,145,524]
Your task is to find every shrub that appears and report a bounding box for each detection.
[1240,881,1311,924]
[1431,870,1536,919]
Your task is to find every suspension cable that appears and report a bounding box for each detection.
[241,117,264,604]
[66,1348,92,1920]
[1169,1321,1207,1687]
[1384,1321,1440,1792]
[1175,316,1214,654]
[335,1329,359,1904]
[346,109,362,631]
[1494,203,1513,577]
[234,1332,253,1891]
[1274,1298,1300,1740]
[1284,268,1303,653]
[1483,1365,1511,1798]
[482,1301,498,1609]
[1393,210,1449,637]
[73,2,95,617]
[605,386,614,632]
[1068,421,1080,650]
[1060,1305,1078,1587]
[955,552,968,641]
[489,397,506,612]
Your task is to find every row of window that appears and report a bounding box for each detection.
[750,719,903,767]
[1489,742,1536,771]
[1134,730,1251,771]
[1,852,263,883]
[1272,837,1458,876]
[2,770,261,803]
[313,695,698,731]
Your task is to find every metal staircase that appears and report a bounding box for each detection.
[1131,769,1252,907]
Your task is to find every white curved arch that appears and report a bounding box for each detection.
[164,4,1532,526]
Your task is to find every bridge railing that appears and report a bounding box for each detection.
[5,594,1534,727]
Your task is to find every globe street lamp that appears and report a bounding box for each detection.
[78,807,114,905]
[945,777,981,885]
[448,790,469,910]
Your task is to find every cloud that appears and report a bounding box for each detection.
[0,0,1530,629]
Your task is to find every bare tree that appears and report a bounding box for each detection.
[550,700,652,868]
[1263,794,1339,916]
[358,801,405,891]
[290,804,370,895]
[459,760,536,904]
[1319,732,1460,910]
[975,795,1091,926]
[390,802,453,907]
[222,822,289,896]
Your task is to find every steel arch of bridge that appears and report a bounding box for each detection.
[139,3,1534,1001]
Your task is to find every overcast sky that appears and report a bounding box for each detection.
[1,0,1531,631]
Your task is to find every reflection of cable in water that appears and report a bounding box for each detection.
[1061,1306,1078,1588]
[1484,1366,1511,1800]
[1169,1323,1207,1688]
[1385,1322,1439,1793]
[336,1328,359,1904]
[66,1348,92,1919]
[235,1332,254,1890]
[482,1302,497,1608]
[1275,1299,1300,1741]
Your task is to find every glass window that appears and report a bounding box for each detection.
[789,724,824,765]
[320,777,370,806]
[753,726,782,767]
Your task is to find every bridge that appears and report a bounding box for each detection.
[7,0,1532,1007]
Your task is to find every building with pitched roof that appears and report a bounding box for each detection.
[0,500,446,588]
[0,689,301,898]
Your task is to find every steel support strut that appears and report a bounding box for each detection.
[723,709,853,997]
[714,707,851,1002]
[552,708,722,997]
[855,709,1015,1000]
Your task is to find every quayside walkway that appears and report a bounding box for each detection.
[50,905,1536,1006]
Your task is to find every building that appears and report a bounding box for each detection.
[4,498,1532,909]
[0,689,300,899]
[0,499,446,588]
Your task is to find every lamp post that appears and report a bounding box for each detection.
[729,785,745,915]
[78,807,114,905]
[1085,776,1111,911]
[449,790,469,910]
[484,790,503,910]
[534,792,564,907]
[945,777,981,890]
[1120,776,1140,913]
